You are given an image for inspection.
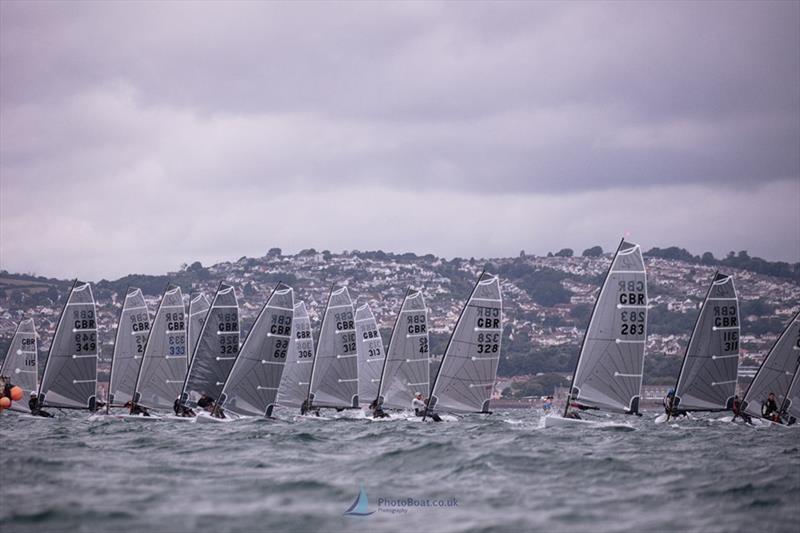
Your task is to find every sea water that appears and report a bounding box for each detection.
[1,409,797,532]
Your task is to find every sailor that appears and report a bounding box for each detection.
[542,396,553,412]
[762,392,780,422]
[413,392,442,422]
[197,393,215,412]
[28,392,53,418]
[369,398,389,419]
[124,400,151,417]
[173,397,196,417]
[731,395,752,425]
[663,389,686,418]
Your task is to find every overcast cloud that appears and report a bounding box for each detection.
[1,1,798,280]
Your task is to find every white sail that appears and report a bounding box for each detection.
[378,290,430,410]
[309,286,358,408]
[0,318,38,397]
[107,288,150,407]
[355,302,385,406]
[276,301,316,409]
[567,240,647,414]
[39,282,99,409]
[219,283,294,417]
[674,273,740,412]
[133,286,187,410]
[429,273,503,414]
[181,283,240,407]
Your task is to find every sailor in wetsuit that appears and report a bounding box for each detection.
[762,392,781,422]
[124,400,151,417]
[663,389,686,419]
[369,398,389,419]
[731,395,753,425]
[28,392,53,417]
[195,393,225,418]
[173,397,196,417]
[413,392,442,422]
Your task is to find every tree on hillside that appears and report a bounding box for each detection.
[582,246,603,257]
[554,248,573,258]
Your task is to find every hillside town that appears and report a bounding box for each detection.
[1,246,798,402]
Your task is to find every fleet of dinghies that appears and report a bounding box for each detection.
[1,239,798,429]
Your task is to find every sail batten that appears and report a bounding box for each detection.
[569,240,648,414]
[181,283,240,408]
[133,286,187,410]
[219,284,293,417]
[0,318,38,397]
[309,286,358,408]
[107,288,150,407]
[674,272,740,412]
[39,282,99,409]
[429,274,503,414]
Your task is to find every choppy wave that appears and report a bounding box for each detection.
[1,409,798,532]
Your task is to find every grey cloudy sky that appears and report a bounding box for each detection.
[1,1,798,280]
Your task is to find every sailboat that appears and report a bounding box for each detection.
[275,301,316,410]
[426,272,503,419]
[105,288,150,412]
[187,292,210,365]
[781,363,800,424]
[741,310,800,424]
[355,302,385,407]
[661,272,740,422]
[179,282,240,413]
[37,281,100,411]
[217,283,294,419]
[1,318,38,413]
[307,286,359,410]
[545,240,646,429]
[375,289,430,413]
[131,285,189,416]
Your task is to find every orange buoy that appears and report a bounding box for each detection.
[10,386,23,401]
[0,396,11,409]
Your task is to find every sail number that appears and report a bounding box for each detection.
[477,332,500,354]
[22,337,36,366]
[167,333,185,356]
[273,338,289,359]
[74,332,97,353]
[419,337,429,354]
[341,331,356,354]
[722,331,739,353]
